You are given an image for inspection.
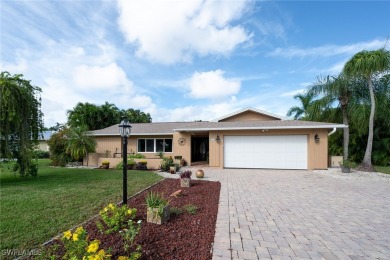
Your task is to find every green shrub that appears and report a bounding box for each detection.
[170,207,184,216]
[128,153,145,159]
[160,156,173,171]
[339,160,357,168]
[47,127,72,166]
[184,204,198,215]
[115,159,136,170]
[33,150,50,159]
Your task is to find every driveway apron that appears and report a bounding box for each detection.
[193,168,390,260]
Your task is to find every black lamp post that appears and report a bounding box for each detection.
[119,117,132,206]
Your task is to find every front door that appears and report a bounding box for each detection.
[191,137,209,162]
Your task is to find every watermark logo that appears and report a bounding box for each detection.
[1,249,42,256]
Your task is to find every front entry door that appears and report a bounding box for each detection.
[191,137,209,162]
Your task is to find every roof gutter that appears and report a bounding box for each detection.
[174,125,347,132]
[88,133,173,136]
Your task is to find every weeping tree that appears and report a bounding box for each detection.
[0,71,44,176]
[343,48,390,171]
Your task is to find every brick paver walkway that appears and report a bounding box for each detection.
[184,168,390,260]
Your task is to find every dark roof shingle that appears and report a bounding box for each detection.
[89,121,346,136]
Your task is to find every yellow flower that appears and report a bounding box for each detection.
[75,226,84,234]
[63,230,72,240]
[127,209,132,215]
[97,249,106,256]
[72,233,79,241]
[87,240,100,253]
[108,203,115,210]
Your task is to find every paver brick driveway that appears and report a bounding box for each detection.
[199,168,390,260]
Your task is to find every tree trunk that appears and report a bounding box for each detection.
[360,77,376,172]
[342,107,349,161]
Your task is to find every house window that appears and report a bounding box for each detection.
[137,139,172,153]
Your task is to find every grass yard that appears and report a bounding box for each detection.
[375,166,390,174]
[0,159,163,252]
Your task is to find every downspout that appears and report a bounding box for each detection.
[328,127,337,136]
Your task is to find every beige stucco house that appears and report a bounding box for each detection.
[36,131,53,151]
[86,108,346,170]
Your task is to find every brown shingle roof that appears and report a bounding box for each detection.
[89,121,346,136]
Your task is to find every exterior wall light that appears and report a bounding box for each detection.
[314,133,320,143]
[119,117,132,206]
[216,135,221,143]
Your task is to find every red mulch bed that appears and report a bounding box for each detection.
[42,179,221,260]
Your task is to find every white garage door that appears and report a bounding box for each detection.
[224,135,308,169]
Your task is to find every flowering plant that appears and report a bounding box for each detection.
[97,203,137,234]
[139,160,147,165]
[61,227,110,259]
[101,161,110,166]
[179,170,192,179]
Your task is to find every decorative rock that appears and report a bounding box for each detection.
[195,169,204,178]
[170,189,182,197]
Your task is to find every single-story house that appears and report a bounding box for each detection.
[36,131,53,151]
[86,108,346,170]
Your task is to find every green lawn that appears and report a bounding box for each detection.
[0,159,163,252]
[375,166,390,174]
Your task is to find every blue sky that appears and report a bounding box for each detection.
[1,0,389,127]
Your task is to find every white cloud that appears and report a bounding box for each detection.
[117,0,252,64]
[154,102,239,122]
[73,63,133,91]
[188,70,241,99]
[268,39,387,58]
[326,60,348,74]
[2,40,157,127]
[280,88,305,97]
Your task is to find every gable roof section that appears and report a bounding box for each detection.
[89,120,346,136]
[213,107,284,122]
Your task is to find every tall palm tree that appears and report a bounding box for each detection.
[286,91,316,120]
[343,48,390,171]
[308,74,354,160]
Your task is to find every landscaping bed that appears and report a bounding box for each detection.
[43,178,221,259]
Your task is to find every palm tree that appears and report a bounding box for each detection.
[308,74,355,161]
[286,91,316,120]
[343,48,390,171]
[66,126,96,165]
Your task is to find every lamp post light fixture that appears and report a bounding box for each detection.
[119,117,132,206]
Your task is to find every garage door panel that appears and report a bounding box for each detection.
[224,135,307,169]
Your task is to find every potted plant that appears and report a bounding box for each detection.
[179,170,192,187]
[169,163,176,174]
[101,160,110,169]
[339,160,356,173]
[174,155,182,166]
[136,160,147,171]
[145,192,170,225]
